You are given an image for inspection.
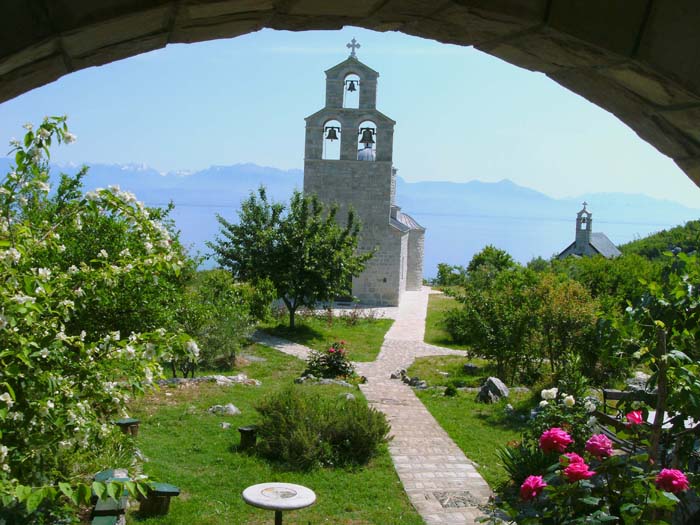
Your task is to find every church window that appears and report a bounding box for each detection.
[322,119,341,160]
[357,120,376,161]
[343,74,360,109]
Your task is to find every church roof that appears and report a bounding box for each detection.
[325,56,379,77]
[397,211,425,231]
[390,217,411,233]
[590,232,621,258]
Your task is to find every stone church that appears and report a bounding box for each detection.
[303,41,425,306]
[558,203,621,259]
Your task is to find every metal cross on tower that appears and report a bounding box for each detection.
[347,38,360,57]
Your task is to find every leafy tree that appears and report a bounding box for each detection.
[210,188,372,328]
[467,244,516,275]
[620,219,700,259]
[435,263,466,287]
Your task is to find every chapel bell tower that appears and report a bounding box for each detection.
[303,40,425,306]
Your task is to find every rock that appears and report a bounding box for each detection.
[240,354,267,363]
[390,368,406,380]
[414,380,428,390]
[408,376,422,387]
[318,378,353,388]
[158,374,261,387]
[463,363,480,375]
[437,371,449,377]
[476,377,509,404]
[295,374,316,384]
[626,371,651,391]
[220,422,231,429]
[343,393,356,401]
[208,403,241,416]
[401,375,411,384]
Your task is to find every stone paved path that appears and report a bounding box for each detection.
[253,288,492,524]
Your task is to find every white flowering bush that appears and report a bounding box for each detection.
[0,118,198,520]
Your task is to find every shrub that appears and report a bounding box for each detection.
[304,341,355,378]
[255,387,389,470]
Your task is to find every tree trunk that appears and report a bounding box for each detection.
[650,327,668,463]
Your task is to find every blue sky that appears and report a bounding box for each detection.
[1,27,699,208]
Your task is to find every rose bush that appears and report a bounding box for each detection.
[0,118,198,521]
[304,340,355,378]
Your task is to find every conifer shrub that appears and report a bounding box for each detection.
[255,387,390,470]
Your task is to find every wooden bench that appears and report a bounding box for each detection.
[91,469,129,518]
[600,389,657,415]
[115,417,140,437]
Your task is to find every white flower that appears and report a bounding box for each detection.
[3,248,21,264]
[23,123,33,131]
[11,294,35,304]
[37,181,50,192]
[58,244,66,253]
[144,242,153,253]
[539,400,548,408]
[46,400,54,409]
[0,315,6,330]
[144,367,153,384]
[37,267,51,280]
[59,299,74,309]
[68,265,79,274]
[0,445,7,462]
[98,249,108,258]
[0,392,13,408]
[38,128,50,139]
[74,287,84,297]
[587,416,598,427]
[0,187,9,195]
[39,348,50,359]
[119,248,131,258]
[541,387,558,400]
[35,286,45,295]
[64,132,77,144]
[85,190,99,201]
[55,332,68,341]
[159,239,170,249]
[125,345,136,357]
[584,400,596,413]
[186,340,200,358]
[564,395,576,407]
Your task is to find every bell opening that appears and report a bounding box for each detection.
[343,74,360,109]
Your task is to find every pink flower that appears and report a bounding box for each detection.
[626,410,644,425]
[655,469,689,493]
[328,347,336,353]
[539,428,573,454]
[560,452,585,465]
[563,461,596,482]
[585,434,614,459]
[519,475,547,501]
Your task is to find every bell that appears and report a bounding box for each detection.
[359,128,375,145]
[347,80,357,92]
[325,127,339,141]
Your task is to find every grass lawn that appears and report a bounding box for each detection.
[423,294,469,350]
[408,355,496,388]
[413,387,530,488]
[259,313,393,362]
[126,344,421,524]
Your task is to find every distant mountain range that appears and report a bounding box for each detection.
[2,158,698,276]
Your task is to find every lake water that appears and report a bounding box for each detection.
[170,205,681,278]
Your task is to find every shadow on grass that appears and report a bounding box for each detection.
[262,323,324,346]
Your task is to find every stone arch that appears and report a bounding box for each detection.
[343,73,360,109]
[2,2,700,185]
[322,118,341,160]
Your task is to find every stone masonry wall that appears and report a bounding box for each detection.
[406,229,425,291]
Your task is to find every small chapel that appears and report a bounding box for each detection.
[303,40,425,306]
[558,203,621,259]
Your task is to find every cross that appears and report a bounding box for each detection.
[347,38,360,57]
[582,201,588,209]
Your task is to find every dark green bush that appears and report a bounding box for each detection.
[255,387,390,470]
[444,385,458,397]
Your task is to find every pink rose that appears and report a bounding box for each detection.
[328,347,336,353]
[539,427,573,454]
[626,410,644,425]
[655,469,689,493]
[560,452,585,465]
[519,475,547,501]
[585,434,614,459]
[563,461,596,482]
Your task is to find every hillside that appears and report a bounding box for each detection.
[620,219,700,259]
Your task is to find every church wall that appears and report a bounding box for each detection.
[352,227,405,306]
[406,229,425,291]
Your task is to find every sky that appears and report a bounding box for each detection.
[1,27,700,208]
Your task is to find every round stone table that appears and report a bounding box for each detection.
[242,482,316,524]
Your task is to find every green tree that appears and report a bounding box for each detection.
[467,244,516,275]
[210,188,372,328]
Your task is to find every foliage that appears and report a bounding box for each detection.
[0,118,197,519]
[209,188,373,328]
[177,269,255,373]
[435,263,466,287]
[444,267,540,383]
[304,341,356,378]
[255,387,390,470]
[467,244,516,275]
[620,219,700,260]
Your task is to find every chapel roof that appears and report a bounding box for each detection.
[589,232,622,258]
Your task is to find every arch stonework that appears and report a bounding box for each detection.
[2,1,700,185]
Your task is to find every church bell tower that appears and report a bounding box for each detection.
[302,40,408,305]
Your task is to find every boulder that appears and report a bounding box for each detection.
[208,403,241,416]
[626,371,651,391]
[476,377,509,404]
